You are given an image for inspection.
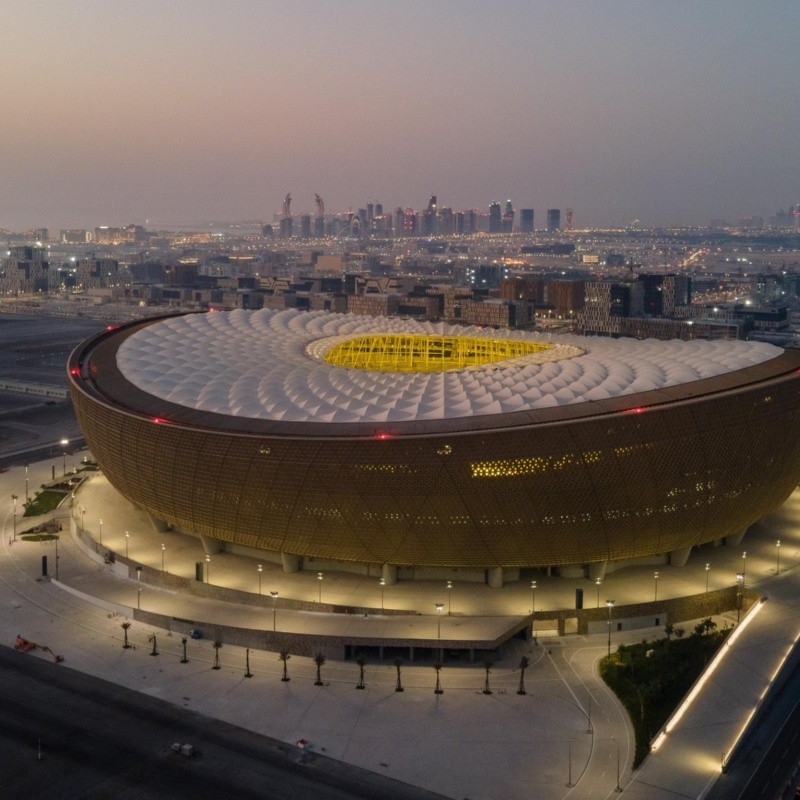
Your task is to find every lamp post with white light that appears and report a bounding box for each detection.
[60,438,69,475]
[11,494,17,542]
[736,573,744,623]
[161,543,166,572]
[80,506,85,533]
[741,551,747,582]
[705,563,710,592]
[776,540,781,575]
[531,580,537,642]
[98,518,103,544]
[257,564,263,594]
[204,554,210,583]
[317,571,323,603]
[379,578,385,612]
[270,591,279,631]
[595,578,602,608]
[653,571,659,602]
[124,531,130,558]
[25,464,29,502]
[606,600,615,656]
[436,602,444,658]
[446,580,453,615]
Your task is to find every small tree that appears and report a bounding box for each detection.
[149,634,158,657]
[433,662,443,695]
[121,621,132,649]
[394,657,404,692]
[355,652,366,690]
[517,655,530,695]
[212,640,223,670]
[279,649,291,681]
[663,622,674,641]
[180,636,189,663]
[314,652,326,686]
[675,627,685,639]
[482,659,494,695]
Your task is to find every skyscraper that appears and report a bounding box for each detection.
[489,202,502,233]
[502,200,514,233]
[520,209,534,232]
[547,209,561,231]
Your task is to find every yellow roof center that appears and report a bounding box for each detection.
[324,334,551,372]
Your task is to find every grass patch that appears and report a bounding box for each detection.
[599,620,730,768]
[20,533,59,542]
[23,489,69,517]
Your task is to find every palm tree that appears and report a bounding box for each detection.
[148,634,158,657]
[517,655,529,695]
[180,636,189,663]
[663,622,674,641]
[244,648,253,678]
[433,662,443,695]
[355,652,366,690]
[675,627,685,639]
[482,659,494,695]
[394,657,404,692]
[279,649,291,681]
[212,640,223,670]
[121,621,132,649]
[314,652,326,686]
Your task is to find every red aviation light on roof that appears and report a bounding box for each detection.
[69,367,81,376]
[106,325,118,331]
[374,432,393,440]
[624,406,646,414]
[151,416,169,424]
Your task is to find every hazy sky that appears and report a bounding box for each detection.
[2,1,798,230]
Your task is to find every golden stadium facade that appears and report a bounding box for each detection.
[68,309,800,574]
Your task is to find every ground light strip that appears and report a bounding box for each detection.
[650,598,766,753]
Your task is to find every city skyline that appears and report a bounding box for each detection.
[2,1,799,230]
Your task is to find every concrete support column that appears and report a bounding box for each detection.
[381,563,398,586]
[669,547,692,567]
[725,529,746,548]
[281,552,301,573]
[487,566,504,589]
[148,514,172,533]
[199,535,224,555]
[588,561,608,581]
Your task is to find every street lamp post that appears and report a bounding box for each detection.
[205,554,210,583]
[80,506,85,534]
[446,580,453,615]
[653,571,659,602]
[98,518,103,544]
[606,600,615,656]
[379,578,385,612]
[436,602,444,658]
[54,536,59,580]
[125,531,129,558]
[531,580,537,642]
[317,571,323,603]
[60,438,69,475]
[776,540,781,575]
[612,737,621,792]
[25,464,29,502]
[741,551,747,581]
[736,573,744,623]
[257,564,263,595]
[705,563,711,592]
[11,494,17,542]
[595,578,602,608]
[270,591,279,631]
[161,543,166,572]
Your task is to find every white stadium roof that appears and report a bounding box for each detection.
[116,309,783,424]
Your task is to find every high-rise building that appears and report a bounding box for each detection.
[0,246,49,295]
[463,209,477,234]
[520,209,534,233]
[502,200,514,233]
[489,202,502,233]
[639,274,691,316]
[300,215,312,238]
[547,209,561,231]
[565,208,573,231]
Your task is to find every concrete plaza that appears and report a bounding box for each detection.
[4,453,800,798]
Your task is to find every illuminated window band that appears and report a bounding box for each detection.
[323,334,552,372]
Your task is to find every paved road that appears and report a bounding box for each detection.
[0,646,447,800]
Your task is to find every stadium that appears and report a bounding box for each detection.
[68,309,800,586]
